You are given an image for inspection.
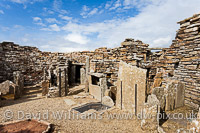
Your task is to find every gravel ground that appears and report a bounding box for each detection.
[0,85,146,133]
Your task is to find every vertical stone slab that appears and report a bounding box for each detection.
[54,66,69,97]
[65,68,68,96]
[165,82,175,111]
[57,67,68,97]
[85,56,90,92]
[85,56,90,76]
[48,69,51,87]
[116,61,147,114]
[43,67,47,81]
[60,69,65,96]
[13,71,19,97]
[100,78,107,102]
[61,67,68,97]
[152,87,165,110]
[58,68,61,97]
[80,68,86,85]
[42,68,50,96]
[175,82,185,108]
[42,80,49,96]
[13,71,24,99]
[141,94,160,131]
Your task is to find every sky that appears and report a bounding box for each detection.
[0,0,200,52]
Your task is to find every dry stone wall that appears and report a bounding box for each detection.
[63,39,150,87]
[149,13,200,108]
[0,42,70,85]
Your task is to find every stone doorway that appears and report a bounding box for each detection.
[75,65,82,84]
[69,64,85,86]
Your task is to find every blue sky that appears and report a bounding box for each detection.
[0,0,200,52]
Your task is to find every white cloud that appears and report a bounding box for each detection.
[45,18,59,23]
[10,0,45,4]
[62,21,117,36]
[49,24,60,31]
[110,0,121,10]
[36,22,46,26]
[81,5,99,18]
[43,8,54,15]
[33,17,46,26]
[105,1,112,9]
[80,5,89,18]
[59,15,72,21]
[0,26,10,31]
[99,10,104,14]
[22,37,29,42]
[40,44,88,52]
[13,25,24,29]
[88,8,98,16]
[83,5,89,12]
[33,17,42,22]
[36,35,89,52]
[53,0,62,10]
[64,33,89,45]
[0,10,4,14]
[123,0,164,9]
[62,0,200,50]
[0,3,11,9]
[153,36,172,47]
[10,0,28,3]
[123,0,134,6]
[53,0,68,14]
[59,9,68,14]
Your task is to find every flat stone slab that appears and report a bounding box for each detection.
[0,119,51,133]
[71,102,111,113]
[73,95,86,99]
[64,99,76,106]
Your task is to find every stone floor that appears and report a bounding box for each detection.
[0,85,145,133]
[161,106,198,132]
[0,84,195,132]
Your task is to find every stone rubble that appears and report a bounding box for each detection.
[102,96,115,107]
[0,80,15,95]
[47,87,59,98]
[185,107,200,132]
[141,94,160,132]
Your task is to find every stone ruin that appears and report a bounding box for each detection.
[0,13,200,132]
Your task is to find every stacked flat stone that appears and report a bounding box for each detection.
[0,42,70,85]
[148,13,200,108]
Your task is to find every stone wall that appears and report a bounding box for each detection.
[149,13,200,108]
[0,39,150,88]
[88,39,150,87]
[66,39,149,64]
[0,42,70,85]
[175,15,200,107]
